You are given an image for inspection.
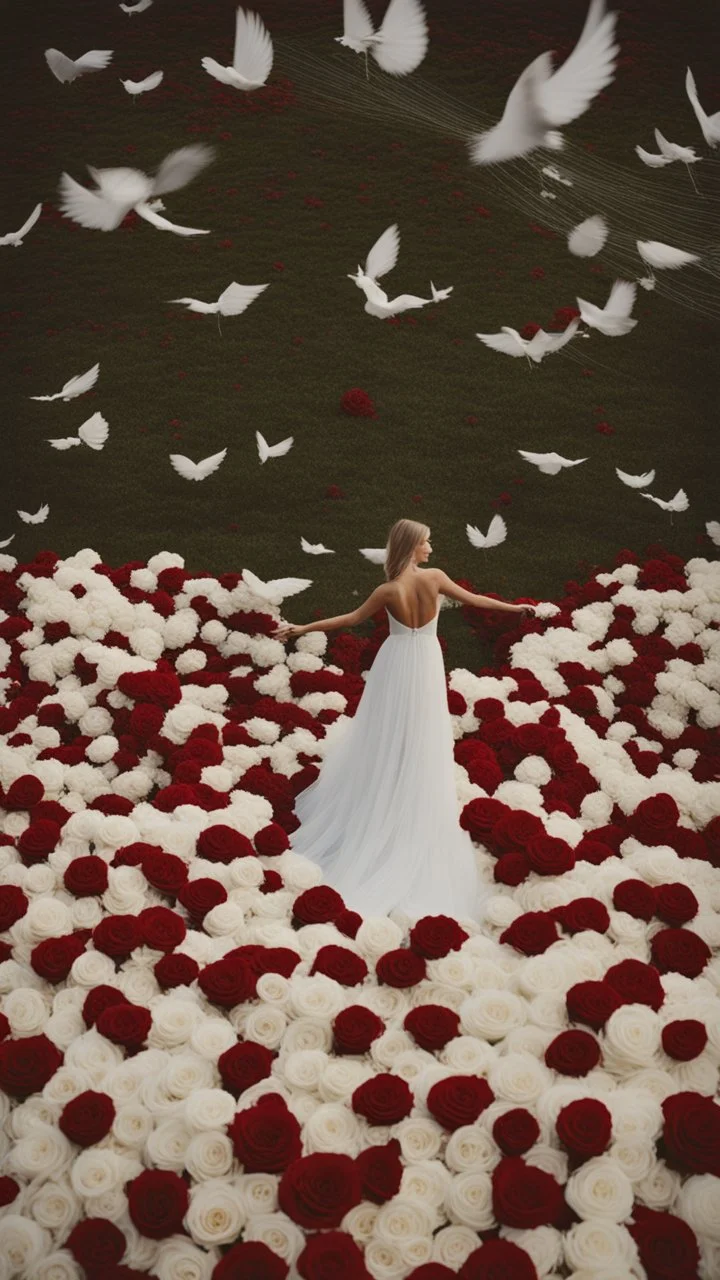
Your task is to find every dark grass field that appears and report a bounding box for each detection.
[2,0,719,673]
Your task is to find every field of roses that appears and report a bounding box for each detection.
[0,543,718,1280]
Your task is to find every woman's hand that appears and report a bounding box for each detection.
[274,621,305,641]
[516,604,537,617]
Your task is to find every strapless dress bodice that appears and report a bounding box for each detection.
[385,605,440,636]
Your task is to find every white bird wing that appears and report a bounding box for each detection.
[353,273,390,308]
[468,52,551,165]
[7,202,42,241]
[170,449,227,480]
[641,488,688,512]
[266,435,294,458]
[364,223,399,280]
[121,0,153,11]
[78,411,109,450]
[256,431,269,462]
[635,144,672,167]
[518,449,559,467]
[135,202,210,236]
[0,534,15,547]
[232,7,274,83]
[47,437,81,449]
[604,279,636,318]
[636,239,700,269]
[616,467,655,488]
[531,318,580,351]
[380,292,432,314]
[686,67,720,146]
[216,281,269,315]
[301,537,335,554]
[466,515,507,548]
[706,520,720,545]
[29,361,100,401]
[537,0,619,127]
[567,214,608,257]
[75,50,114,72]
[58,173,121,230]
[201,57,237,85]
[151,143,215,195]
[476,329,525,356]
[18,504,49,523]
[343,0,375,42]
[45,49,79,82]
[167,297,215,312]
[374,0,428,76]
[125,70,164,92]
[243,568,312,603]
[360,548,387,564]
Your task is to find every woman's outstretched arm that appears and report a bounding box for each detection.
[433,569,534,614]
[274,584,389,640]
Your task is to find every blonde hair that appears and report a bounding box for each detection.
[384,519,430,581]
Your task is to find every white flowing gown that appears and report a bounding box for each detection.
[289,604,492,923]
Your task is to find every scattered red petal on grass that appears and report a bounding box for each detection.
[531,267,545,279]
[273,261,285,271]
[218,132,232,141]
[595,421,615,435]
[465,416,478,425]
[497,493,512,505]
[474,205,491,216]
[219,239,233,249]
[582,369,594,376]
[325,485,345,499]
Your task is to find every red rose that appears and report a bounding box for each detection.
[278,1153,362,1228]
[661,1019,708,1061]
[604,958,665,1010]
[0,885,28,930]
[63,856,109,897]
[127,1169,189,1239]
[556,1098,612,1159]
[31,933,86,983]
[118,669,181,707]
[630,794,679,844]
[138,906,186,952]
[92,913,140,959]
[376,948,427,988]
[0,1176,18,1206]
[332,1005,386,1056]
[494,851,531,885]
[96,1003,152,1052]
[297,1230,369,1280]
[628,1208,700,1280]
[557,897,610,935]
[154,952,200,989]
[5,775,44,809]
[254,822,290,857]
[403,1004,460,1052]
[229,1094,302,1172]
[82,985,130,1028]
[66,1219,126,1271]
[212,1241,289,1280]
[525,835,575,876]
[491,1157,564,1229]
[566,980,623,1030]
[335,908,362,938]
[355,1139,403,1205]
[142,851,189,896]
[409,915,469,959]
[612,879,656,920]
[427,1076,494,1131]
[59,1090,115,1146]
[500,912,559,956]
[651,927,711,978]
[292,884,346,925]
[340,387,376,418]
[460,797,508,841]
[198,957,256,1008]
[196,824,255,862]
[0,1033,63,1099]
[218,1041,274,1097]
[492,1108,540,1157]
[459,1239,538,1280]
[574,837,616,866]
[177,877,228,923]
[661,1092,720,1175]
[545,1029,601,1077]
[310,944,368,986]
[352,1074,414,1125]
[654,882,698,926]
[17,818,60,864]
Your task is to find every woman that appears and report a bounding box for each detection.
[273,519,536,923]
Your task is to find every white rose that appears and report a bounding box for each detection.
[3,987,50,1037]
[607,1090,662,1145]
[70,1148,127,1199]
[428,953,475,988]
[238,1004,287,1050]
[184,1132,234,1182]
[460,990,528,1041]
[45,1009,86,1051]
[10,1099,59,1138]
[431,1224,479,1270]
[623,1067,678,1102]
[241,1211,305,1265]
[525,1144,569,1185]
[370,1028,415,1070]
[355,917,404,958]
[286,973,346,1020]
[146,1119,193,1171]
[7,1125,72,1181]
[277,1016,332,1056]
[488,1052,552,1104]
[444,1170,494,1230]
[189,1017,236,1060]
[235,1173,278,1218]
[393,1117,444,1164]
[502,1226,562,1277]
[42,1066,94,1108]
[603,1004,662,1070]
[445,1124,500,1174]
[152,1235,218,1280]
[518,951,584,998]
[342,1201,380,1243]
[254,971,291,1008]
[26,1178,82,1236]
[608,1138,654,1184]
[390,1048,437,1087]
[161,1052,216,1101]
[70,950,117,987]
[0,1217,50,1278]
[184,1088,236,1133]
[184,1179,246,1246]
[33,1251,83,1280]
[24,863,57,894]
[565,1158,634,1222]
[441,1035,496,1075]
[363,1238,406,1280]
[354,985,411,1022]
[279,1047,329,1092]
[22,897,73,942]
[677,1174,720,1244]
[118,961,159,1005]
[372,1196,435,1245]
[112,1104,154,1149]
[634,1159,681,1210]
[303,1102,362,1156]
[318,1059,374,1104]
[563,1219,640,1272]
[149,998,203,1051]
[503,1025,554,1060]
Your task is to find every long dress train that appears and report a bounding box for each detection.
[289,604,492,923]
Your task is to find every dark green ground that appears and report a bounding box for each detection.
[2,0,719,672]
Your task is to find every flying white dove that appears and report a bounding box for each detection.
[168,282,268,333]
[170,449,227,481]
[58,143,214,237]
[636,239,700,288]
[18,504,49,524]
[476,319,580,367]
[616,466,655,489]
[349,224,452,318]
[635,142,673,168]
[518,450,588,476]
[121,71,164,97]
[359,547,387,565]
[0,203,42,248]
[336,0,428,76]
[47,412,109,452]
[256,431,293,464]
[202,7,273,90]
[242,568,312,606]
[45,49,113,84]
[468,0,618,164]
[301,537,336,555]
[706,520,720,546]
[466,515,507,549]
[576,279,637,336]
[30,362,99,402]
[641,488,688,513]
[568,215,608,258]
[653,126,702,191]
[685,67,720,148]
[120,0,153,12]
[0,535,15,548]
